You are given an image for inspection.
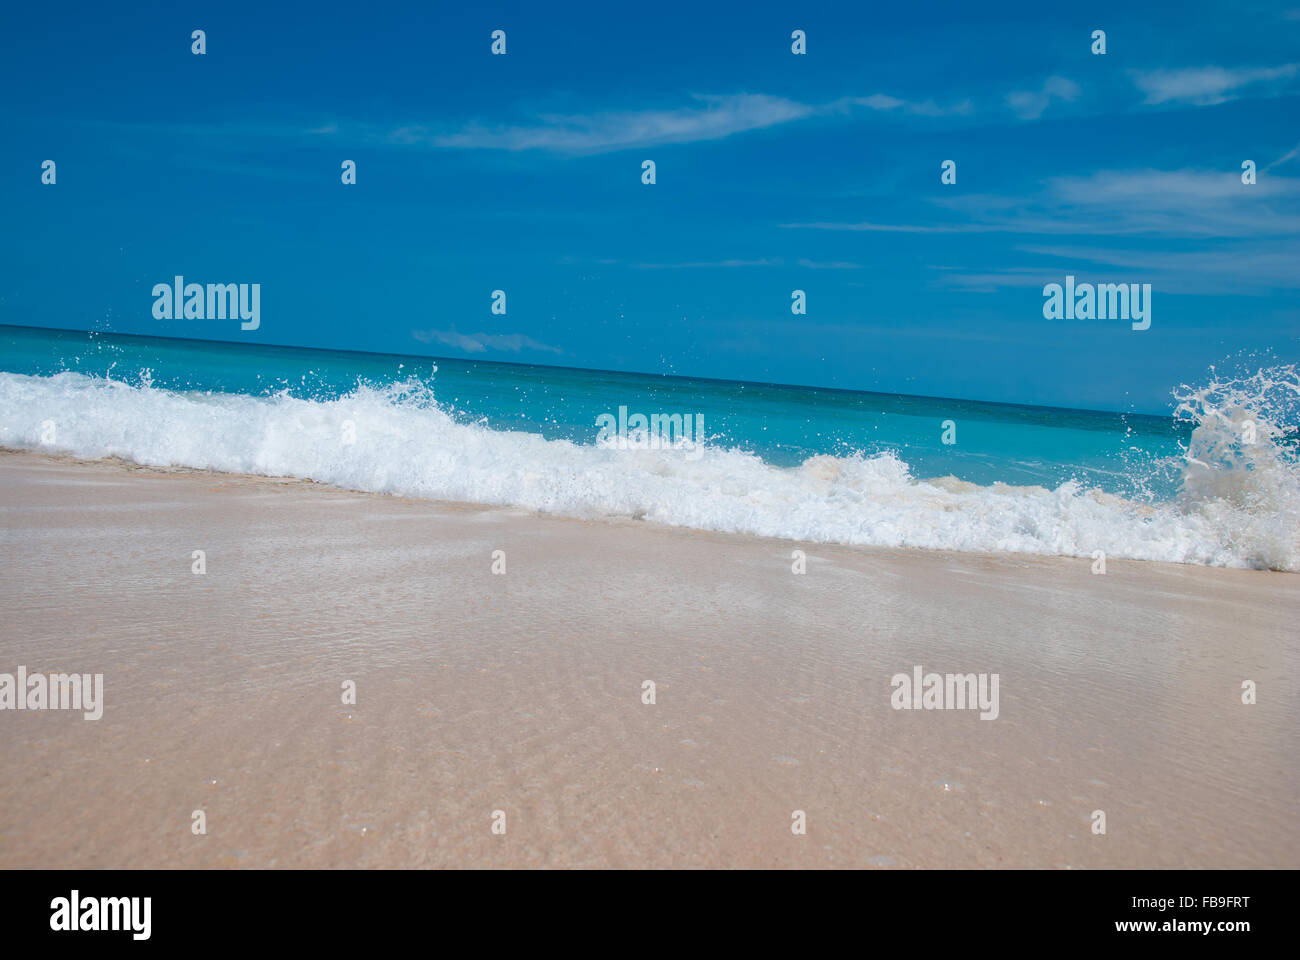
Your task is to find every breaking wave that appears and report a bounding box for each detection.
[1,364,1297,570]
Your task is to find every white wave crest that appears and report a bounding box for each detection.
[2,369,1296,570]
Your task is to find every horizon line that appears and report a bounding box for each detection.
[0,322,1174,421]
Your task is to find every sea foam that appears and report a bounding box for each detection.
[1,367,1296,570]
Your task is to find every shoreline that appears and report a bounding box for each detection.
[1,449,1297,868]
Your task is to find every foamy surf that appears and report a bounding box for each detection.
[2,367,1297,570]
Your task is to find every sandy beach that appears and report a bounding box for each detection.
[0,448,1296,869]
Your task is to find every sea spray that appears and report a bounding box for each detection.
[1171,363,1300,570]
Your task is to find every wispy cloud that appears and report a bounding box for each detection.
[1046,168,1298,206]
[930,267,1057,293]
[787,168,1300,239]
[1005,76,1080,120]
[560,255,864,270]
[829,94,972,117]
[408,94,814,153]
[782,221,997,234]
[1019,243,1300,280]
[1265,141,1300,171]
[937,243,1300,295]
[1130,63,1299,105]
[89,86,977,161]
[1022,168,1300,235]
[413,91,971,154]
[796,258,864,269]
[412,327,563,355]
[631,258,779,269]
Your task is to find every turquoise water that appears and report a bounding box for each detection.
[0,323,1184,496]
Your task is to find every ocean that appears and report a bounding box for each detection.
[2,324,1296,570]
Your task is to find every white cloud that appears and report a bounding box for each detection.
[788,168,1300,239]
[1130,64,1299,105]
[782,221,998,234]
[833,94,972,117]
[1030,168,1300,235]
[411,94,814,153]
[1005,76,1080,120]
[938,244,1300,295]
[796,258,864,269]
[412,91,971,154]
[1265,141,1300,171]
[632,258,778,269]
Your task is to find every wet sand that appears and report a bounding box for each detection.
[0,449,1297,868]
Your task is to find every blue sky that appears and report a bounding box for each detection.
[1,0,1297,414]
